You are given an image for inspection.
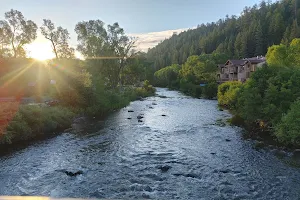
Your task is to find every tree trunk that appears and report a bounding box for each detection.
[51,40,58,59]
[12,42,17,58]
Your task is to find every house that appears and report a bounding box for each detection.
[217,56,266,83]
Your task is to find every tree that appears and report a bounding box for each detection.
[75,20,135,87]
[275,100,300,146]
[75,20,108,58]
[266,38,300,67]
[107,23,136,86]
[40,19,74,59]
[180,55,204,84]
[0,21,11,57]
[146,0,300,70]
[0,9,37,57]
[255,21,263,56]
[154,64,181,87]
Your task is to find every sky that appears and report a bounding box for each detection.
[0,0,262,59]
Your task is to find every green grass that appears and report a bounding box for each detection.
[0,104,75,144]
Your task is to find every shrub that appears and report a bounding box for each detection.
[275,100,300,147]
[218,81,242,109]
[203,82,218,99]
[85,80,156,117]
[0,105,75,144]
[228,115,245,127]
[237,66,300,127]
[179,80,195,95]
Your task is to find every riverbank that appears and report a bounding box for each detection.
[217,77,300,153]
[0,85,156,147]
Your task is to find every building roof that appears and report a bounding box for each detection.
[245,56,266,64]
[226,60,247,66]
[224,56,266,66]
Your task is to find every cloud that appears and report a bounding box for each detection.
[129,28,192,52]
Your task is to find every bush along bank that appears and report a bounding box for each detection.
[217,39,300,151]
[0,103,75,145]
[0,81,156,146]
[218,67,300,149]
[153,53,229,99]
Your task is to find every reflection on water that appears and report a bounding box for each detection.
[0,88,300,199]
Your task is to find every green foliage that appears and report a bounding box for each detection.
[154,64,181,87]
[153,53,222,99]
[0,9,37,57]
[202,82,218,99]
[147,0,300,70]
[1,105,75,144]
[218,81,242,109]
[85,79,155,117]
[237,66,300,127]
[228,115,245,127]
[122,53,154,85]
[266,38,300,67]
[75,21,135,88]
[275,100,300,146]
[229,40,300,146]
[178,80,203,98]
[180,55,205,84]
[40,19,74,59]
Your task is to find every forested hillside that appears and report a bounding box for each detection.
[147,0,300,70]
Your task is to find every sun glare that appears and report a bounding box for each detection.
[26,41,55,61]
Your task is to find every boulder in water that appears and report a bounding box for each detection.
[292,149,300,160]
[128,110,134,112]
[161,114,167,117]
[138,119,143,123]
[64,170,83,177]
[158,165,171,172]
[137,115,144,119]
[273,149,287,158]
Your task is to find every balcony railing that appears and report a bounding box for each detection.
[229,67,237,73]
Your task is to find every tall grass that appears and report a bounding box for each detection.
[0,103,75,144]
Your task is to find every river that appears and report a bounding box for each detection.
[0,88,300,199]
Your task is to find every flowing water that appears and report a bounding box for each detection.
[1,88,300,199]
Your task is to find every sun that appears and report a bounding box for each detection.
[27,42,55,61]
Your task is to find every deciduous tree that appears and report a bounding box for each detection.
[40,19,74,59]
[0,9,37,57]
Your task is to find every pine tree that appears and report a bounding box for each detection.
[255,21,264,56]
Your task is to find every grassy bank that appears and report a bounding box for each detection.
[0,84,156,145]
[0,103,75,144]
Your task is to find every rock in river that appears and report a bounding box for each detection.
[137,115,144,119]
[64,170,83,177]
[292,149,300,160]
[158,165,172,172]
